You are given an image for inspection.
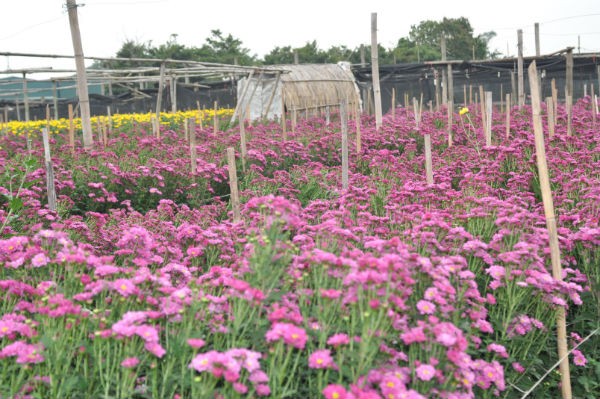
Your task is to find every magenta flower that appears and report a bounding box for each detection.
[265,322,308,349]
[416,300,436,315]
[308,349,336,369]
[415,364,436,381]
[187,338,206,349]
[322,384,347,399]
[112,279,138,297]
[572,349,587,366]
[121,357,140,368]
[327,333,350,347]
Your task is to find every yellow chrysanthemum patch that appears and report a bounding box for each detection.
[459,107,469,115]
[0,109,234,136]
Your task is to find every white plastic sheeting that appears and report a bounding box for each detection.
[236,76,282,121]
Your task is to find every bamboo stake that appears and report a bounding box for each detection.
[213,101,218,134]
[591,84,597,126]
[68,103,75,152]
[517,29,525,108]
[226,147,241,223]
[391,87,396,118]
[189,118,197,174]
[485,91,492,146]
[447,100,453,147]
[469,84,473,106]
[239,110,247,172]
[505,93,511,139]
[566,95,573,136]
[41,128,57,212]
[479,86,486,127]
[527,60,572,399]
[371,13,383,129]
[183,115,189,141]
[155,62,165,123]
[551,79,558,125]
[340,101,349,190]
[547,97,555,138]
[355,103,361,154]
[424,132,433,185]
[463,85,467,107]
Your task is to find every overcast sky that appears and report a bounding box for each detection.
[2,0,600,79]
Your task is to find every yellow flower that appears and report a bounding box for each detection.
[459,107,469,115]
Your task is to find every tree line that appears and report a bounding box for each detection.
[108,17,499,69]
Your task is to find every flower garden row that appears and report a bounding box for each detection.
[0,100,598,399]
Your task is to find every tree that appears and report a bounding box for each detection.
[203,29,255,65]
[408,17,496,60]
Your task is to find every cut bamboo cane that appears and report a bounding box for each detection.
[566,95,573,136]
[547,97,555,138]
[505,93,511,139]
[447,100,453,147]
[42,128,57,212]
[226,147,241,223]
[424,133,433,185]
[239,110,247,172]
[485,91,492,146]
[189,118,197,174]
[355,104,361,153]
[527,61,572,399]
[340,101,349,190]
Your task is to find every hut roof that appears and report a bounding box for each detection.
[269,64,360,111]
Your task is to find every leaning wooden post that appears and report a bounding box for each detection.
[188,118,197,174]
[41,128,57,212]
[371,13,383,129]
[340,101,349,190]
[505,93,511,139]
[527,60,573,399]
[447,100,453,147]
[546,97,555,138]
[355,103,361,153]
[226,147,241,223]
[239,110,247,172]
[485,91,493,146]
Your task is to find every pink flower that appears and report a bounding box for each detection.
[322,384,347,399]
[512,362,525,373]
[309,349,336,369]
[265,322,308,349]
[415,364,436,381]
[327,333,350,347]
[487,343,509,358]
[112,279,138,297]
[187,338,206,349]
[416,300,436,315]
[572,349,587,366]
[31,253,50,267]
[255,384,271,396]
[121,357,140,368]
[233,382,248,394]
[144,341,166,358]
[149,187,162,195]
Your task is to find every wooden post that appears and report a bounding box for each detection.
[447,63,454,105]
[517,29,525,108]
[527,61,573,399]
[106,106,112,137]
[441,36,447,105]
[184,115,189,141]
[226,147,241,223]
[152,116,159,138]
[505,93,511,138]
[485,91,493,146]
[52,80,59,120]
[68,103,75,152]
[591,84,597,126]
[239,110,247,172]
[170,76,177,113]
[340,101,349,190]
[189,118,197,174]
[546,97,555,138]
[428,100,433,113]
[391,87,396,118]
[469,84,473,106]
[213,101,218,134]
[500,83,504,114]
[479,86,486,127]
[371,13,383,129]
[534,22,541,57]
[42,128,57,212]
[355,103,361,153]
[447,100,453,147]
[566,48,574,100]
[463,84,467,107]
[435,69,441,111]
[22,72,30,122]
[424,133,433,186]
[566,95,573,136]
[66,0,93,149]
[551,78,558,125]
[510,72,516,106]
[413,98,420,127]
[263,72,280,120]
[155,62,166,123]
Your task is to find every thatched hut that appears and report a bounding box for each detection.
[235,63,361,121]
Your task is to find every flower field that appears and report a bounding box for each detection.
[0,101,598,399]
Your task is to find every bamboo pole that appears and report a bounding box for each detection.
[263,72,280,120]
[424,133,433,185]
[463,84,467,107]
[52,80,59,120]
[547,97,555,138]
[441,36,447,105]
[485,91,493,146]
[469,84,473,106]
[505,93,511,139]
[68,103,75,152]
[517,29,525,108]
[447,100,453,147]
[551,78,558,125]
[566,95,573,136]
[66,0,93,149]
[226,147,241,223]
[447,63,454,105]
[591,84,597,126]
[371,13,383,129]
[391,87,396,118]
[155,62,165,122]
[479,86,486,128]
[340,100,349,190]
[189,118,197,174]
[527,60,572,399]
[355,103,361,153]
[213,101,219,134]
[239,110,247,172]
[41,128,57,212]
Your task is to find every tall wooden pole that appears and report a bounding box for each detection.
[42,128,57,212]
[566,48,574,100]
[485,91,493,146]
[535,23,541,57]
[447,63,454,105]
[22,72,30,122]
[66,0,93,149]
[52,80,59,120]
[441,36,448,105]
[340,100,349,190]
[527,61,573,399]
[226,147,241,223]
[155,62,165,123]
[517,29,525,108]
[371,13,383,130]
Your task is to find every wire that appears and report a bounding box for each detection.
[541,13,600,25]
[0,15,66,41]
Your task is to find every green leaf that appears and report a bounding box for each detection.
[8,196,23,213]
